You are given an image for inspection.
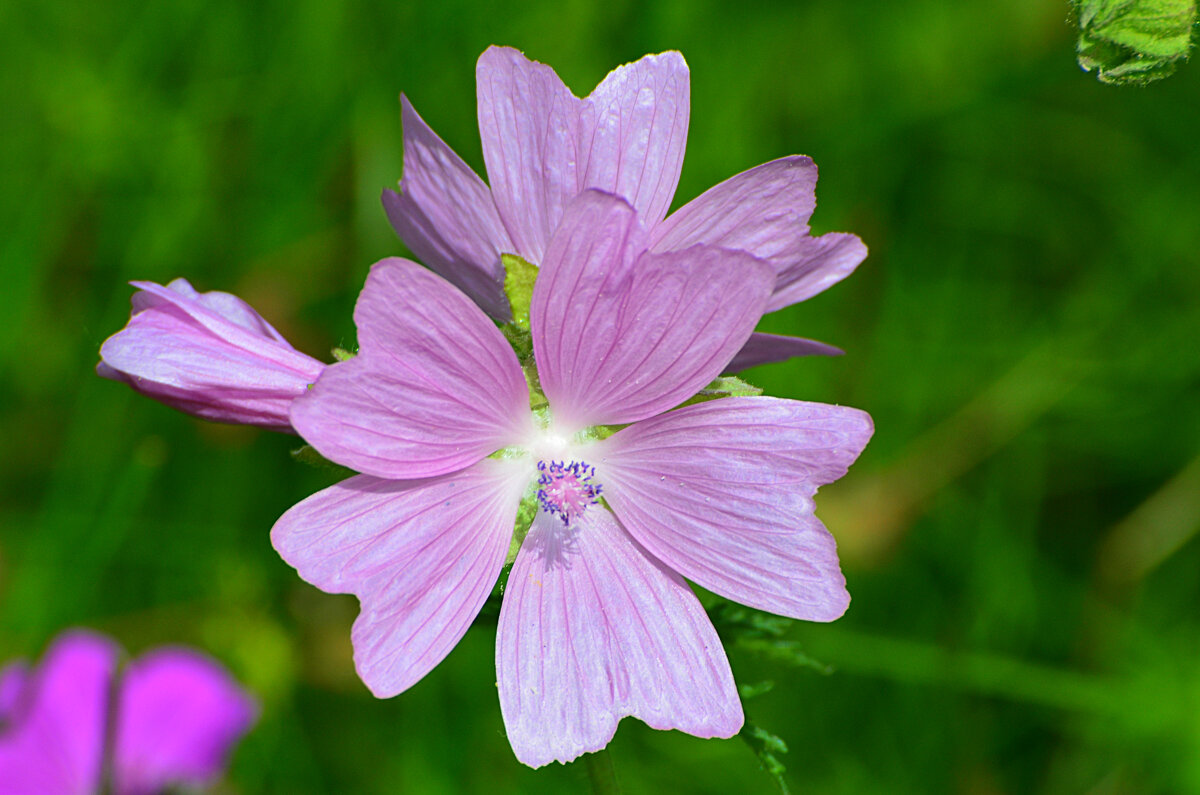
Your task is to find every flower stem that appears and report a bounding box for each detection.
[584,748,621,795]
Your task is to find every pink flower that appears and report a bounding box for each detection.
[272,191,872,766]
[0,630,257,795]
[98,279,324,433]
[383,46,865,368]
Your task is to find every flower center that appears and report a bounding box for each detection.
[535,459,602,526]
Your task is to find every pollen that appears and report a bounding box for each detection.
[535,459,603,526]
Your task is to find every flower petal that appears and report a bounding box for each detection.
[271,459,526,697]
[596,397,873,621]
[497,509,741,768]
[0,662,29,725]
[648,157,866,311]
[290,258,531,479]
[765,231,867,312]
[649,156,817,265]
[579,51,690,230]
[113,650,256,795]
[0,631,118,795]
[99,281,324,432]
[146,278,290,342]
[724,332,844,374]
[531,191,774,430]
[382,96,514,321]
[477,46,582,263]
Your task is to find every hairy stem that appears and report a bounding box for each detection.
[584,748,620,795]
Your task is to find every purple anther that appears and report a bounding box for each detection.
[535,459,603,525]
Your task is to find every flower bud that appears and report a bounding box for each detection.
[98,278,324,433]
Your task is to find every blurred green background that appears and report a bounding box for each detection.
[3,0,1199,792]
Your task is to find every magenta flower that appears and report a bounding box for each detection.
[0,630,257,795]
[272,191,873,766]
[98,278,324,433]
[383,45,865,367]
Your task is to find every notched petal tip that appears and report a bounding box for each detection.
[766,231,868,312]
[498,510,741,768]
[289,256,527,479]
[273,466,522,701]
[596,397,871,622]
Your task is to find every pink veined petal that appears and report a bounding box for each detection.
[112,650,257,795]
[724,332,844,375]
[531,190,774,430]
[100,304,317,392]
[382,95,515,322]
[648,157,866,311]
[290,258,531,480]
[0,631,119,795]
[99,281,325,432]
[99,303,321,432]
[477,45,582,263]
[649,156,818,267]
[595,397,874,621]
[149,278,290,343]
[119,281,320,377]
[765,231,868,312]
[497,508,742,768]
[271,459,527,697]
[95,361,312,432]
[579,51,690,231]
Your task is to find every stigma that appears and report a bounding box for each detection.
[535,460,603,526]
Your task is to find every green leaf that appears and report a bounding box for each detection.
[502,253,538,331]
[1075,0,1197,85]
[736,638,835,675]
[708,599,792,639]
[739,719,791,795]
[738,680,776,700]
[708,600,834,674]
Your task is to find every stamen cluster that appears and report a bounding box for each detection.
[535,460,603,526]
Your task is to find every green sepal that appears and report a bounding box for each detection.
[523,359,547,410]
[290,445,355,478]
[1075,0,1196,85]
[331,346,357,362]
[506,487,540,566]
[679,375,763,408]
[501,323,533,362]
[501,253,538,331]
[498,254,547,408]
[739,719,792,795]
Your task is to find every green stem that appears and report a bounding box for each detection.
[584,747,620,795]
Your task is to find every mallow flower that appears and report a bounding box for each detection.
[0,630,257,795]
[383,45,866,369]
[272,191,873,766]
[98,278,324,433]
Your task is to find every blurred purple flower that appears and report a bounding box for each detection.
[272,191,873,767]
[98,278,324,433]
[0,630,256,795]
[383,45,866,368]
